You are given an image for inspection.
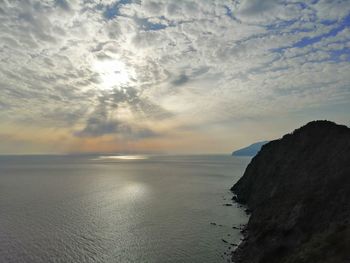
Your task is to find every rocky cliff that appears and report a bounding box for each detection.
[231,120,350,263]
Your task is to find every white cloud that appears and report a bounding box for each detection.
[0,0,349,149]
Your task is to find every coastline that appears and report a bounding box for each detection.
[229,121,350,263]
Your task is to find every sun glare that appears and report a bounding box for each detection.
[93,59,130,90]
[96,155,148,160]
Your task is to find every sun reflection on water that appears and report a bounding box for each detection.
[121,183,148,200]
[96,155,148,160]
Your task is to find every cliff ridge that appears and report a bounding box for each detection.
[231,120,350,263]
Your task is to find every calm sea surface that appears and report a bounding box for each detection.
[0,155,250,263]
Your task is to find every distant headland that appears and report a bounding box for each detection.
[232,141,269,157]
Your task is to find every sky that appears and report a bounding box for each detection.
[0,0,350,154]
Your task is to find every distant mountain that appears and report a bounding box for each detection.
[232,141,269,156]
[231,120,350,263]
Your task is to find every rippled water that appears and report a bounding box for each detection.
[0,155,250,263]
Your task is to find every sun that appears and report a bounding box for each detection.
[93,59,130,90]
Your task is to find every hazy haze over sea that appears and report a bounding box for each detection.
[0,155,249,263]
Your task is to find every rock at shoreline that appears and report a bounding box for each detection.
[231,120,350,263]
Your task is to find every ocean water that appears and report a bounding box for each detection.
[0,155,250,263]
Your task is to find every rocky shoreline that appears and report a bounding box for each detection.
[230,121,350,263]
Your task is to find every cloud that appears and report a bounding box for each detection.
[0,0,349,153]
[74,87,166,139]
[74,118,119,137]
[171,74,189,86]
[55,0,71,11]
[75,114,159,139]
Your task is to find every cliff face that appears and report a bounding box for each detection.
[231,121,350,263]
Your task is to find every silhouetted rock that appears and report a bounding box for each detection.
[232,141,269,157]
[231,120,350,263]
[244,208,251,214]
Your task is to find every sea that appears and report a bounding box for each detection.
[0,154,250,263]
